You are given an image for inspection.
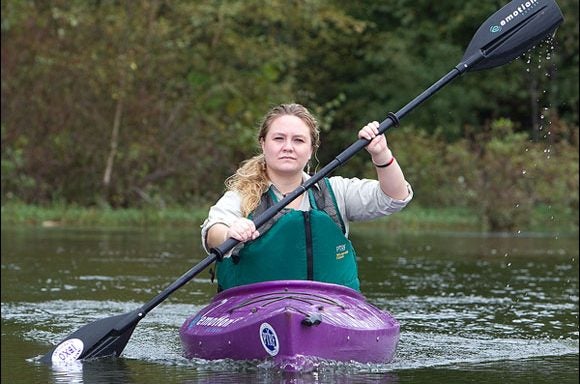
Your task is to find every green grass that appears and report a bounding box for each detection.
[1,201,576,234]
[1,201,208,228]
[0,201,483,231]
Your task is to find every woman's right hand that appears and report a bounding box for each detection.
[226,218,260,243]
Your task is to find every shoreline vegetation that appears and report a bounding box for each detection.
[2,3,578,237]
[2,202,577,236]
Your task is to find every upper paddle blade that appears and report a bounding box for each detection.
[461,0,564,71]
[39,310,141,365]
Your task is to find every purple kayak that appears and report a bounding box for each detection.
[179,280,399,369]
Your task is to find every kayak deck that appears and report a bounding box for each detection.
[179,280,399,369]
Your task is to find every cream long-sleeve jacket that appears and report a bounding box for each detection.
[201,173,413,254]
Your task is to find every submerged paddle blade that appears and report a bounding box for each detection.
[461,0,563,71]
[40,310,141,365]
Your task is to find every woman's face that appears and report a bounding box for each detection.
[261,115,313,176]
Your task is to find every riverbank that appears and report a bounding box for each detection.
[2,202,577,234]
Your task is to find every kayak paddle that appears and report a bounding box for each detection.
[40,0,563,365]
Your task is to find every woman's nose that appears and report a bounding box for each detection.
[282,140,293,151]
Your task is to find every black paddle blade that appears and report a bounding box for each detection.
[39,310,141,365]
[461,0,564,71]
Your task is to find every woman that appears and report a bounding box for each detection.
[202,103,412,292]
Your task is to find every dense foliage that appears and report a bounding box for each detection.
[2,0,578,231]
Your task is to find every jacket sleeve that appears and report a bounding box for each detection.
[328,176,413,222]
[200,191,244,254]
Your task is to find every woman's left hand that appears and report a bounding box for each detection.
[358,121,391,164]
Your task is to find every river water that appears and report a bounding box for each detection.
[1,225,578,383]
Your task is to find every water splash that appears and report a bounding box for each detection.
[4,290,577,375]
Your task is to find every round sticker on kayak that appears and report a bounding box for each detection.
[259,323,279,356]
[51,338,84,364]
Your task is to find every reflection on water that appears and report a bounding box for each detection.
[1,227,578,383]
[48,359,132,384]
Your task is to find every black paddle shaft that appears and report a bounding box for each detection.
[133,65,461,325]
[134,60,472,329]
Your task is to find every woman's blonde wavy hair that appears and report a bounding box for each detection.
[225,103,320,216]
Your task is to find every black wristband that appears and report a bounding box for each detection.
[373,156,395,168]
